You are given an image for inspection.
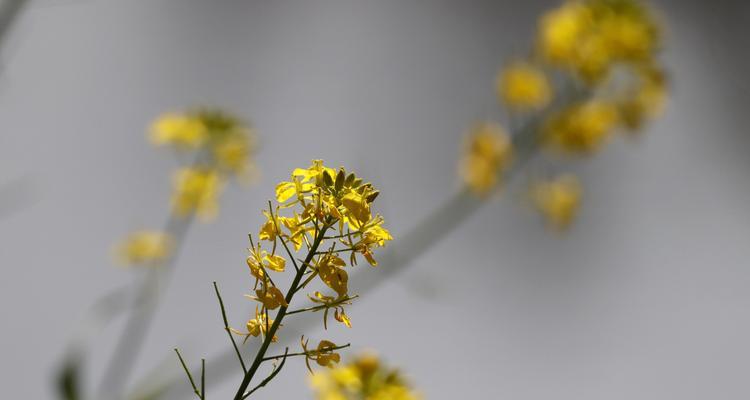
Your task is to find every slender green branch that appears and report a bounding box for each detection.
[200,359,205,400]
[261,343,350,362]
[213,282,247,374]
[174,349,203,400]
[286,295,359,316]
[242,348,289,399]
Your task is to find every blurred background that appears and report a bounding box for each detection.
[1,0,749,398]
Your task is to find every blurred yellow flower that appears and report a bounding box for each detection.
[212,132,257,180]
[497,61,553,110]
[618,63,668,130]
[115,231,173,266]
[538,2,592,65]
[532,174,582,230]
[149,113,207,149]
[537,0,660,83]
[544,100,619,154]
[171,167,223,221]
[309,353,420,400]
[460,122,513,196]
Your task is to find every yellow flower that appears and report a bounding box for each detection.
[263,253,286,272]
[232,307,278,342]
[532,174,582,230]
[497,61,553,110]
[212,132,256,179]
[246,285,288,310]
[544,100,619,154]
[309,353,420,400]
[115,231,173,265]
[149,113,207,149]
[341,191,371,229]
[538,2,592,65]
[459,122,513,196]
[317,255,348,297]
[171,167,223,221]
[302,338,343,372]
[618,63,668,130]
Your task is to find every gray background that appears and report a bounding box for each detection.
[1,0,749,398]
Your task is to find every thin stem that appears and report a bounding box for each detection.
[314,248,354,255]
[261,343,350,362]
[233,223,330,399]
[214,282,247,374]
[200,359,205,400]
[291,270,319,296]
[268,201,300,273]
[286,295,359,316]
[242,348,289,399]
[174,349,202,400]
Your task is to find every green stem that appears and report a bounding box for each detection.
[232,223,330,399]
[261,343,350,362]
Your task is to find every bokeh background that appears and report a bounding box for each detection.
[1,0,749,398]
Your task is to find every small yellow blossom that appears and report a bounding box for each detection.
[149,113,207,149]
[544,100,619,154]
[302,338,343,372]
[618,63,668,130]
[538,2,592,65]
[171,167,223,220]
[497,61,553,110]
[317,254,349,297]
[246,285,288,310]
[115,231,173,265]
[231,307,278,342]
[460,122,513,196]
[532,174,582,230]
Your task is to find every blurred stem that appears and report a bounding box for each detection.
[97,213,195,400]
[233,223,330,399]
[0,0,26,47]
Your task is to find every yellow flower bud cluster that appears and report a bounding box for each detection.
[461,0,667,230]
[309,353,421,400]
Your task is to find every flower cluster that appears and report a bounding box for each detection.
[460,0,667,229]
[235,160,391,368]
[309,353,420,400]
[114,109,256,267]
[151,109,258,221]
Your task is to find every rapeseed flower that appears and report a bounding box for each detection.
[532,174,582,230]
[460,122,513,195]
[309,353,420,400]
[171,167,223,221]
[543,100,619,154]
[497,61,553,110]
[115,231,173,266]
